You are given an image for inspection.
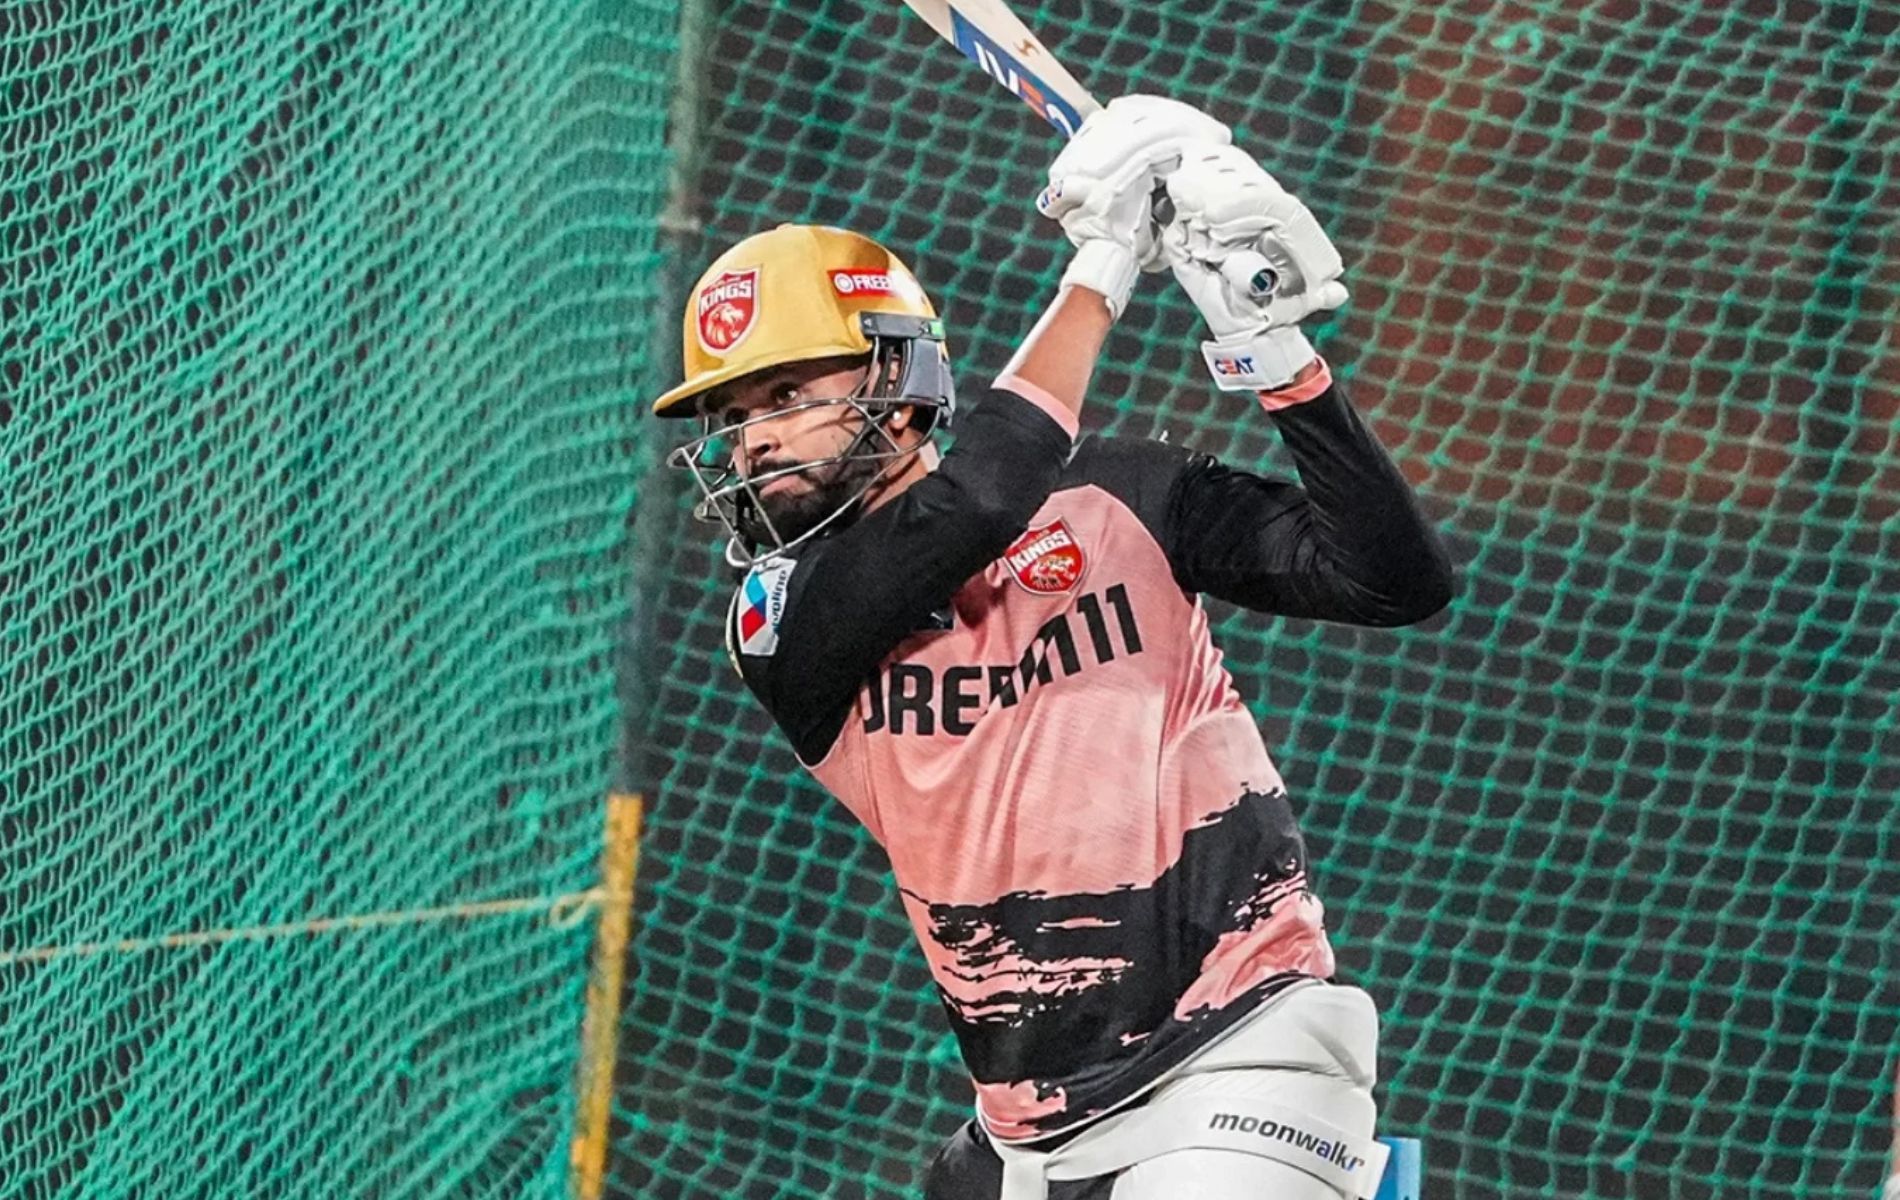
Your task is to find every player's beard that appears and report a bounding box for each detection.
[734,448,885,549]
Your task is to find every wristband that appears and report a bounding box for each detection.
[1257,358,1334,411]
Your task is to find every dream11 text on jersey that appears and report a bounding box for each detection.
[862,584,1144,737]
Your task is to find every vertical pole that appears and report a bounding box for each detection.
[659,0,714,247]
[569,793,644,1200]
[618,0,715,788]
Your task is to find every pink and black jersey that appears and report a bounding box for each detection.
[726,375,1452,1142]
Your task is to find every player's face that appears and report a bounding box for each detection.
[716,355,873,496]
[709,355,903,545]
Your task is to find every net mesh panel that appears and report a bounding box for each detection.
[617,1,1900,1198]
[1,2,673,1196]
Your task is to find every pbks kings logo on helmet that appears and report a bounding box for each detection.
[696,267,760,354]
[1002,518,1086,595]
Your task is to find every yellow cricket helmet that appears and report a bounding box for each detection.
[652,223,954,424]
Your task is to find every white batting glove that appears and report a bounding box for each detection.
[1162,144,1349,390]
[1038,95,1231,319]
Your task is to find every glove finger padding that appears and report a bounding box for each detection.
[1162,234,1345,343]
[1165,145,1343,310]
[1165,225,1348,339]
[1256,207,1344,303]
[1042,95,1232,201]
[1039,95,1232,267]
[1036,166,1156,249]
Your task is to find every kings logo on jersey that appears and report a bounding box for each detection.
[696,267,759,354]
[1003,519,1086,595]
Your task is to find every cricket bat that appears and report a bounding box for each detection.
[896,0,1280,300]
[895,0,1100,138]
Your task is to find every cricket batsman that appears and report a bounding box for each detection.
[651,96,1455,1199]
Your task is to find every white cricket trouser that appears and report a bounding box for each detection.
[984,981,1383,1200]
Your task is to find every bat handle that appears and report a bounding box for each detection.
[1219,250,1280,302]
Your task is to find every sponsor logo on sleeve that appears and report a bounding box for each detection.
[1002,518,1086,595]
[696,267,760,354]
[736,556,796,656]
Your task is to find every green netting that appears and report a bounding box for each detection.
[1,2,674,1196]
[616,2,1900,1199]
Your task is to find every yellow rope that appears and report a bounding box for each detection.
[0,889,607,967]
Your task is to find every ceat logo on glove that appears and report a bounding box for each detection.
[1213,355,1258,378]
[697,268,760,354]
[1003,518,1086,595]
[829,269,918,300]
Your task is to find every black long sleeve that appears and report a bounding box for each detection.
[730,386,1075,764]
[1166,382,1454,626]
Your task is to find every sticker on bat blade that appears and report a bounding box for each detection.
[947,10,1086,138]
